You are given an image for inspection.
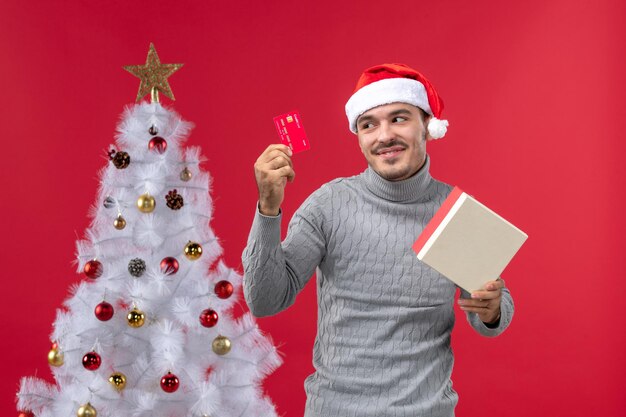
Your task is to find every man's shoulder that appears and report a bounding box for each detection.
[312,171,365,196]
[296,172,365,214]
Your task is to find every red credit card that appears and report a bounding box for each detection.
[273,110,310,154]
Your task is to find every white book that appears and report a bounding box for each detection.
[412,187,528,292]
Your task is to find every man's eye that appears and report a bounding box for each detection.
[360,122,374,130]
[392,117,407,123]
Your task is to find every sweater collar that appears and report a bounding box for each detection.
[363,155,433,203]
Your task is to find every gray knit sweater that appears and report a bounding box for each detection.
[242,156,514,417]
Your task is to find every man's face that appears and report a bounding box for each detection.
[356,103,430,181]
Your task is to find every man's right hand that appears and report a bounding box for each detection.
[254,144,295,216]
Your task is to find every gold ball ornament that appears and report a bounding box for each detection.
[136,193,156,213]
[48,345,64,367]
[109,372,127,391]
[127,308,146,328]
[212,335,232,355]
[77,403,97,417]
[184,241,203,260]
[180,167,192,181]
[113,214,126,230]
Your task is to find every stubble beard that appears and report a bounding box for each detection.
[373,132,426,182]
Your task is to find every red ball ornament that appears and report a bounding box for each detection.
[148,137,167,154]
[82,351,102,371]
[214,280,234,299]
[160,257,179,275]
[199,309,219,328]
[94,301,114,321]
[160,372,179,393]
[84,260,103,279]
[18,412,34,417]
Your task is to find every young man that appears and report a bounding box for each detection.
[242,63,513,417]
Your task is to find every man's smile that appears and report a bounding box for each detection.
[375,145,406,159]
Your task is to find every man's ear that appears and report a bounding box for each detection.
[424,114,434,141]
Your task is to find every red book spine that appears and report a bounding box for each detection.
[412,186,464,256]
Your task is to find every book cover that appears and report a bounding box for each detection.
[413,187,528,292]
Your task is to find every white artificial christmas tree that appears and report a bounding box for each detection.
[17,44,282,417]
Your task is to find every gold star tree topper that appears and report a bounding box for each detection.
[124,43,184,103]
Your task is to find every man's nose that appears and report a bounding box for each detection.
[376,122,394,143]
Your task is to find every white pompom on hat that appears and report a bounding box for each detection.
[345,63,449,139]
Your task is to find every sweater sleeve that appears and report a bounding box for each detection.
[460,279,514,337]
[242,190,328,318]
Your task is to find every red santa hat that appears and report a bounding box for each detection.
[345,63,449,139]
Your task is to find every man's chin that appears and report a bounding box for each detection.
[376,166,413,182]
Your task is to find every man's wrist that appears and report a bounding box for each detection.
[258,202,280,217]
[483,312,501,328]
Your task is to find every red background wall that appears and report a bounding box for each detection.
[1,0,624,415]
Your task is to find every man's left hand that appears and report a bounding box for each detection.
[458,279,503,325]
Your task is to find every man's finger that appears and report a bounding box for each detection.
[258,150,292,166]
[483,279,504,291]
[264,143,293,155]
[274,165,295,181]
[469,280,504,299]
[459,305,492,315]
[265,154,292,171]
[470,290,501,300]
[262,150,294,171]
[458,299,490,308]
[259,145,293,162]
